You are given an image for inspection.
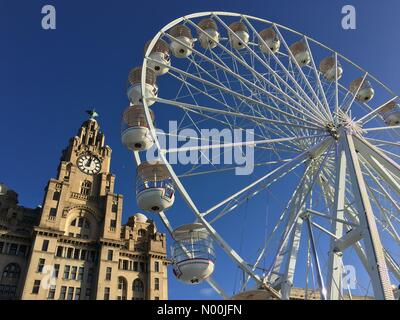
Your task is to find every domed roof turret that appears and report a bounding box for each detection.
[134,213,148,223]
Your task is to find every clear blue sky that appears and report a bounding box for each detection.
[1,0,400,299]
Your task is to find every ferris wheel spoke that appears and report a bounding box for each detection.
[169,58,311,145]
[357,96,399,126]
[359,155,400,219]
[171,78,223,171]
[191,61,324,130]
[154,93,307,154]
[179,141,298,179]
[202,137,332,218]
[161,134,327,155]
[207,16,328,125]
[335,81,378,120]
[153,97,325,133]
[365,137,400,148]
[371,147,400,163]
[341,72,368,113]
[152,60,327,130]
[207,158,307,223]
[163,28,327,126]
[273,25,327,120]
[168,69,267,122]
[158,102,302,154]
[198,18,324,121]
[365,183,400,243]
[185,53,257,115]
[353,135,400,183]
[209,167,305,226]
[177,158,294,178]
[303,37,334,122]
[240,17,329,122]
[363,125,400,133]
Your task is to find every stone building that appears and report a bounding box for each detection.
[0,114,168,300]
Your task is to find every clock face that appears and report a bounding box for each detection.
[77,154,101,175]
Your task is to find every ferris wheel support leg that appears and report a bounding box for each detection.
[318,171,374,281]
[266,157,329,297]
[280,216,304,300]
[269,200,305,291]
[269,187,306,285]
[271,176,309,299]
[321,164,400,284]
[327,141,346,300]
[305,216,328,300]
[383,248,400,281]
[342,132,394,300]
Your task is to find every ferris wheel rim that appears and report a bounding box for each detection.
[136,11,400,300]
[143,11,398,98]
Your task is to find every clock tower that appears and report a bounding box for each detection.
[18,112,168,300]
[35,112,122,240]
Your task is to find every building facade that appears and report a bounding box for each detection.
[0,116,168,300]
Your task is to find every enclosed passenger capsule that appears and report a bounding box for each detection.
[136,161,175,212]
[172,223,215,284]
[197,18,220,49]
[121,105,155,151]
[127,66,158,106]
[144,39,171,76]
[289,41,311,67]
[319,56,343,81]
[350,77,375,102]
[258,28,280,54]
[169,25,194,58]
[379,101,400,126]
[228,21,249,50]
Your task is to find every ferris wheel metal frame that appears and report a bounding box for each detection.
[130,11,400,300]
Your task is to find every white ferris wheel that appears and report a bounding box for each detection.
[121,12,400,300]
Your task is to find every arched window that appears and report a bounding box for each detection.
[138,229,146,238]
[133,279,144,293]
[80,181,92,196]
[118,277,127,300]
[0,263,21,299]
[69,217,91,239]
[2,263,21,280]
